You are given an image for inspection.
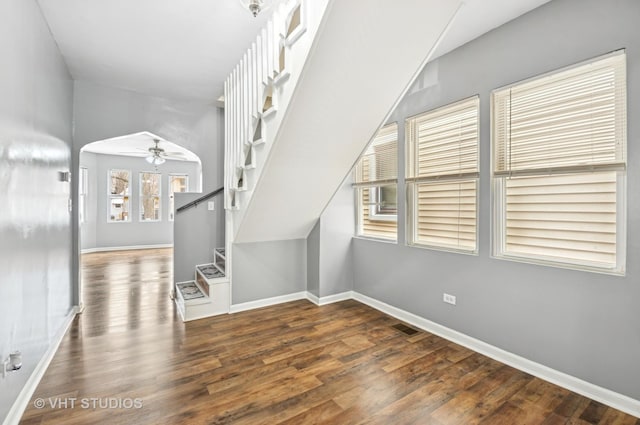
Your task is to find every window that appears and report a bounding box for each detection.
[140,172,161,222]
[79,167,88,224]
[492,51,626,274]
[406,96,479,253]
[353,123,398,241]
[108,169,130,222]
[169,174,189,221]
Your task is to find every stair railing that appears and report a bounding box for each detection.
[176,186,224,214]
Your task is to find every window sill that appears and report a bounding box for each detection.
[491,253,625,277]
[407,241,478,256]
[353,235,397,245]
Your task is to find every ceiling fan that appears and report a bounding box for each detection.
[118,138,187,165]
[146,138,167,165]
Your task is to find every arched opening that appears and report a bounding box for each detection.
[77,131,202,322]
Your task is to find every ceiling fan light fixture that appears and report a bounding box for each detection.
[238,0,272,17]
[145,138,166,165]
[145,155,165,165]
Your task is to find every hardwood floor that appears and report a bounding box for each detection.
[20,249,639,424]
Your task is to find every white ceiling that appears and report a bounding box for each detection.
[37,0,551,104]
[81,131,200,162]
[37,0,286,102]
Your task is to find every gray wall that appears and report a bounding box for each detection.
[350,0,640,401]
[79,152,200,250]
[231,179,352,305]
[71,81,225,303]
[173,192,223,282]
[317,178,355,298]
[232,240,307,305]
[306,222,320,298]
[246,176,353,303]
[0,0,74,420]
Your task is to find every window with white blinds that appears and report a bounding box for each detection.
[406,96,479,252]
[492,50,626,274]
[353,123,398,241]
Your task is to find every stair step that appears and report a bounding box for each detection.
[215,247,226,260]
[196,263,225,280]
[175,281,209,305]
[174,279,229,322]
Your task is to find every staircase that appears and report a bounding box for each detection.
[172,189,229,322]
[173,0,464,319]
[174,247,229,322]
[224,0,464,244]
[224,0,328,230]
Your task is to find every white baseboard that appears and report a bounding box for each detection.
[229,291,307,314]
[352,292,640,419]
[81,244,173,254]
[306,292,320,305]
[307,291,353,306]
[2,306,79,425]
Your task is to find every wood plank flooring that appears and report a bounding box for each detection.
[20,249,639,424]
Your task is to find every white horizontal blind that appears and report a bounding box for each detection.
[505,172,617,266]
[415,180,477,250]
[407,96,479,252]
[408,97,479,178]
[353,123,398,240]
[492,51,626,272]
[354,123,398,183]
[494,52,626,175]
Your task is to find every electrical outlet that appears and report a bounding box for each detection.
[207,201,215,211]
[443,293,456,305]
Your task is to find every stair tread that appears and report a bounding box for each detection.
[176,281,206,301]
[196,263,225,280]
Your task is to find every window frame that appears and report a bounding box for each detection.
[168,174,189,222]
[369,184,397,221]
[107,169,131,223]
[490,50,627,275]
[79,167,88,225]
[139,171,162,222]
[405,96,480,254]
[353,122,399,241]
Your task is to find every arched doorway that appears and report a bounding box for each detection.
[77,131,202,318]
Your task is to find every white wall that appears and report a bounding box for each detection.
[79,152,98,250]
[0,0,74,421]
[79,152,200,250]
